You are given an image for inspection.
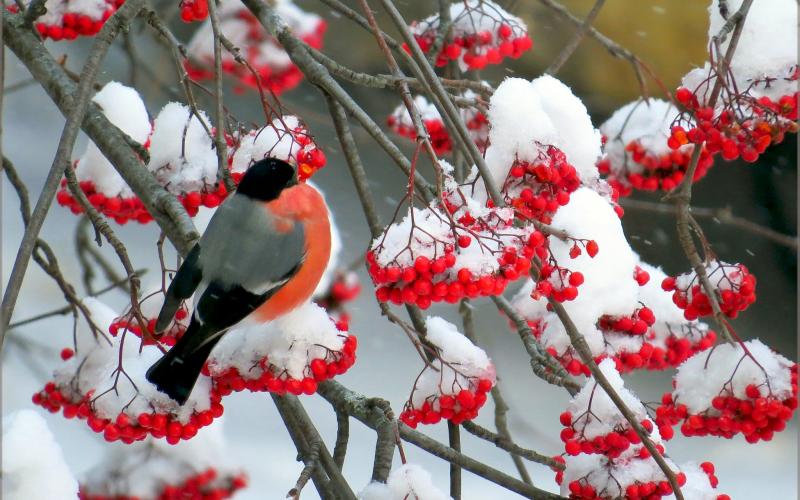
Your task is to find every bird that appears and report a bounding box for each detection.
[146,157,331,405]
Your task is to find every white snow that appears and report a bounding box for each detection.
[81,421,244,498]
[75,82,151,197]
[208,301,347,381]
[2,410,79,500]
[147,102,219,195]
[480,76,602,199]
[52,297,212,423]
[358,464,449,500]
[673,339,796,413]
[410,316,494,408]
[561,452,679,498]
[230,116,311,173]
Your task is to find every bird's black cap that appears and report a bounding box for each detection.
[235,157,298,202]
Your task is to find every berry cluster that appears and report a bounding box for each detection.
[657,367,798,443]
[561,411,663,458]
[81,468,247,500]
[179,0,208,22]
[670,79,798,165]
[368,229,543,308]
[400,377,493,427]
[560,467,687,500]
[408,0,532,70]
[315,271,362,332]
[32,383,225,445]
[598,306,656,337]
[231,120,327,182]
[598,139,714,196]
[386,93,489,156]
[209,335,357,397]
[662,261,757,320]
[56,178,152,225]
[109,306,189,347]
[17,0,125,41]
[502,145,582,225]
[597,99,715,196]
[186,5,326,95]
[656,340,798,444]
[529,239,596,304]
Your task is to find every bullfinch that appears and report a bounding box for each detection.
[146,158,331,404]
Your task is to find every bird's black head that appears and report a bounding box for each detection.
[235,158,297,201]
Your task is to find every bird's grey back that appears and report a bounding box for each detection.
[197,194,305,292]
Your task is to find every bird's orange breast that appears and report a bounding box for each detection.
[253,183,331,322]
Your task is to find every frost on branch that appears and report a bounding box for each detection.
[359,464,448,500]
[671,0,798,165]
[597,99,714,196]
[662,260,756,320]
[5,0,124,40]
[230,115,327,182]
[32,298,223,445]
[186,0,326,94]
[207,301,357,397]
[408,0,532,71]
[80,423,247,500]
[399,317,495,427]
[56,82,153,224]
[2,410,78,500]
[368,163,544,308]
[386,92,489,155]
[656,339,798,443]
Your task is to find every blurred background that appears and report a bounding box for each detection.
[3,0,797,498]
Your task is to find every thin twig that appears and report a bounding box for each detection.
[546,0,607,75]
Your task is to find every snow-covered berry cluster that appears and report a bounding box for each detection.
[670,0,798,165]
[56,82,326,224]
[662,260,756,320]
[407,0,532,71]
[359,464,450,500]
[399,317,495,427]
[186,0,326,94]
[598,99,715,196]
[230,115,327,182]
[32,298,223,445]
[79,426,247,500]
[4,0,124,40]
[656,339,798,443]
[206,302,357,397]
[553,360,710,500]
[179,0,207,22]
[386,92,489,156]
[368,165,544,308]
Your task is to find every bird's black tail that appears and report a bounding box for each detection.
[145,320,222,405]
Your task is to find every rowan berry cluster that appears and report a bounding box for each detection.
[368,228,543,308]
[502,145,582,225]
[208,334,357,397]
[399,377,493,427]
[186,4,326,95]
[662,261,756,320]
[57,178,153,224]
[597,99,715,196]
[386,94,489,156]
[407,0,532,70]
[315,271,361,332]
[655,340,798,443]
[670,76,798,165]
[9,0,125,41]
[231,122,327,182]
[179,0,208,22]
[108,306,189,347]
[33,383,225,445]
